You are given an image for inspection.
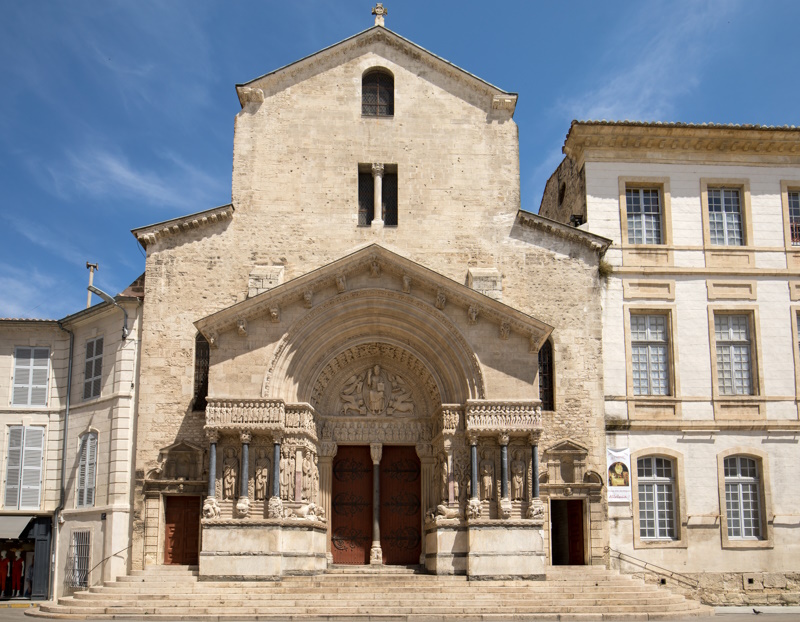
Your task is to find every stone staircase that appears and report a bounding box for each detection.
[29,564,713,620]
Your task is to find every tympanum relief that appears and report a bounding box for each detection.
[338,365,415,417]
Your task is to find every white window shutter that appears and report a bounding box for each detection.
[86,434,97,506]
[19,427,44,509]
[13,348,32,405]
[77,437,88,507]
[4,427,23,508]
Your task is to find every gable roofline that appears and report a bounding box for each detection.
[131,204,234,249]
[236,25,517,113]
[195,243,552,348]
[563,120,800,164]
[516,210,611,255]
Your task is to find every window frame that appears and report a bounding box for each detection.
[631,448,687,549]
[791,306,800,410]
[361,68,394,118]
[538,339,555,411]
[717,448,773,549]
[3,425,46,510]
[707,307,765,418]
[780,180,800,249]
[700,179,754,266]
[76,432,98,508]
[193,333,210,412]
[623,305,680,418]
[11,347,50,407]
[83,336,103,401]
[617,177,673,267]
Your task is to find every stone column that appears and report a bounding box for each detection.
[527,432,544,521]
[416,443,434,565]
[442,437,455,506]
[371,163,384,227]
[202,430,220,518]
[319,442,337,564]
[268,434,283,518]
[466,433,481,520]
[498,434,511,518]
[236,431,251,517]
[369,443,383,565]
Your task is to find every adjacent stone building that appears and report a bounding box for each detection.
[541,120,800,605]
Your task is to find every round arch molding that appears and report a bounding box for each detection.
[262,288,485,406]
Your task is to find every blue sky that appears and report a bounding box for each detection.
[2,0,799,319]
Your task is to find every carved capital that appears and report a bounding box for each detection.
[499,321,510,340]
[240,430,252,444]
[415,443,433,459]
[205,429,220,444]
[371,163,385,178]
[528,431,542,445]
[467,432,479,446]
[498,433,509,446]
[370,443,383,465]
[318,441,338,458]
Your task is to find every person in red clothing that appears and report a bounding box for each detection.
[0,551,9,597]
[11,551,23,598]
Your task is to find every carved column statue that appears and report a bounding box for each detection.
[268,434,283,519]
[236,431,251,517]
[466,433,481,519]
[443,437,455,506]
[254,447,270,502]
[369,443,383,565]
[498,433,511,518]
[203,430,220,519]
[527,431,544,521]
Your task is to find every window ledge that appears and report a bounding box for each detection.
[721,538,773,550]
[633,538,687,550]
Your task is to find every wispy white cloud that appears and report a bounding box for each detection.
[40,145,226,211]
[557,0,742,122]
[3,213,85,266]
[0,264,74,319]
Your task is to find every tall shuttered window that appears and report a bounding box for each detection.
[193,334,209,412]
[76,433,98,508]
[538,340,554,411]
[4,426,45,510]
[83,337,103,400]
[12,347,50,406]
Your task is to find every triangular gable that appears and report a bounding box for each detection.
[236,25,517,115]
[195,244,552,349]
[544,439,589,455]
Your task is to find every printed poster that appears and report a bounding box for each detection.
[607,447,631,502]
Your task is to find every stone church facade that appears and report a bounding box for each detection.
[129,16,610,580]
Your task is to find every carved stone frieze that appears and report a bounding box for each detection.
[468,305,478,325]
[206,398,285,429]
[303,289,313,308]
[435,288,447,310]
[500,321,510,340]
[465,401,543,436]
[433,405,462,438]
[320,418,432,445]
[335,274,347,293]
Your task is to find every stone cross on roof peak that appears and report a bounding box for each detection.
[372,3,387,26]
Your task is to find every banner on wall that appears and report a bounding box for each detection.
[607,448,632,502]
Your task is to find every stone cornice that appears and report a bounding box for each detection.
[195,244,553,351]
[236,26,516,115]
[564,121,800,166]
[516,211,611,255]
[131,204,234,249]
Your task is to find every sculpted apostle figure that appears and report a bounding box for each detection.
[279,447,290,500]
[302,452,313,501]
[511,450,525,501]
[366,365,386,415]
[480,450,494,501]
[222,448,238,500]
[254,449,270,501]
[437,454,448,504]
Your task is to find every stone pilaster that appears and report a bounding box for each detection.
[236,430,251,517]
[370,442,383,565]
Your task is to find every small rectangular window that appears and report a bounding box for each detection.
[714,314,752,395]
[83,337,103,400]
[12,347,50,406]
[708,188,743,246]
[626,188,663,244]
[630,314,669,396]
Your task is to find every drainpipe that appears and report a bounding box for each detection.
[53,322,74,600]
